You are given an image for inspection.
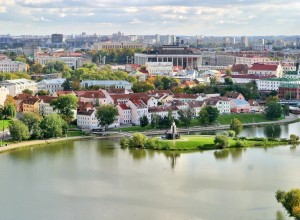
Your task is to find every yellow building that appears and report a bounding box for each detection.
[22,97,40,114]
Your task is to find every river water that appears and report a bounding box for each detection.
[0,128,300,220]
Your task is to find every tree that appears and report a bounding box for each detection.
[266,95,279,103]
[199,106,219,124]
[150,114,160,129]
[290,134,299,144]
[132,81,154,93]
[209,76,217,85]
[139,115,149,128]
[214,135,229,149]
[178,108,193,127]
[9,120,30,141]
[283,105,290,116]
[265,102,283,120]
[22,89,33,95]
[50,94,78,121]
[40,114,66,138]
[30,63,43,74]
[20,112,42,132]
[228,130,236,137]
[128,132,147,149]
[225,68,232,76]
[96,104,118,130]
[37,90,49,96]
[224,77,233,85]
[4,95,16,107]
[230,118,243,135]
[276,189,300,219]
[3,104,16,119]
[43,61,72,78]
[62,79,72,91]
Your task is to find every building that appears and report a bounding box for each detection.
[39,96,58,116]
[0,79,38,96]
[0,86,9,106]
[80,80,132,90]
[257,78,300,91]
[248,63,283,78]
[235,56,271,67]
[37,78,66,94]
[126,100,148,125]
[117,104,132,124]
[220,74,276,84]
[0,59,27,72]
[278,83,300,100]
[205,97,230,114]
[242,36,249,47]
[51,34,63,44]
[146,62,173,76]
[22,97,40,114]
[78,90,113,105]
[93,42,147,50]
[230,99,250,113]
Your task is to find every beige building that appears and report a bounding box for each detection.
[93,42,147,50]
[23,97,40,114]
[235,56,271,67]
[0,79,38,96]
[0,86,9,106]
[0,59,27,72]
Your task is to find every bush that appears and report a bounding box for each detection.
[290,134,299,144]
[222,131,228,136]
[120,137,129,149]
[128,133,147,149]
[145,137,159,149]
[214,135,229,149]
[235,140,246,148]
[228,130,236,137]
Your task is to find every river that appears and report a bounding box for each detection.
[0,128,299,219]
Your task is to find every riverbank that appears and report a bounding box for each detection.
[0,136,94,154]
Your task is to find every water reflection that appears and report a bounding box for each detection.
[276,210,286,220]
[163,151,181,169]
[96,143,116,158]
[214,148,246,161]
[264,125,281,138]
[9,142,75,162]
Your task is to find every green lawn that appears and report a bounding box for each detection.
[217,113,270,125]
[65,130,86,137]
[116,125,153,132]
[159,135,290,150]
[0,119,12,130]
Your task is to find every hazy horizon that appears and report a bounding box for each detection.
[0,0,298,36]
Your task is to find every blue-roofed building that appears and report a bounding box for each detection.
[230,99,250,113]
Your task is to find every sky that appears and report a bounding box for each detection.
[0,0,299,36]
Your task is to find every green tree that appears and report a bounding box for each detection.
[128,132,147,149]
[265,102,283,120]
[276,189,300,219]
[30,63,43,74]
[224,77,233,85]
[139,115,149,128]
[225,68,232,76]
[283,105,290,116]
[37,90,49,96]
[43,61,72,78]
[120,137,129,149]
[50,94,78,121]
[9,120,30,141]
[132,81,154,93]
[62,79,72,91]
[214,135,229,149]
[290,134,299,144]
[199,106,219,124]
[20,112,42,132]
[228,130,236,137]
[40,114,66,138]
[266,95,279,103]
[3,104,16,119]
[230,118,243,135]
[22,89,33,95]
[150,114,160,129]
[178,108,193,127]
[96,104,118,130]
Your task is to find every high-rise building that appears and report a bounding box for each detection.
[241,36,249,47]
[51,34,63,44]
[155,34,160,44]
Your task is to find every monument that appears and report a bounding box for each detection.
[165,121,180,140]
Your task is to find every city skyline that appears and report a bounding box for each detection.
[0,0,299,36]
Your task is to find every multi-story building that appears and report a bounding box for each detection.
[80,80,132,90]
[146,62,173,76]
[93,42,147,50]
[235,56,271,67]
[38,96,58,116]
[248,63,283,78]
[257,78,300,91]
[205,97,230,114]
[278,83,300,100]
[220,74,276,84]
[38,78,66,94]
[126,100,148,125]
[22,97,40,114]
[0,79,38,96]
[0,86,9,106]
[230,99,250,113]
[0,59,27,72]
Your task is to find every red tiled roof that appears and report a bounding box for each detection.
[39,96,56,104]
[55,91,75,96]
[80,90,106,99]
[173,94,199,99]
[23,97,40,105]
[249,63,278,71]
[118,103,131,110]
[230,74,276,79]
[148,106,178,113]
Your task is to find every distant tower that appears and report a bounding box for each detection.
[155,34,160,44]
[242,36,249,47]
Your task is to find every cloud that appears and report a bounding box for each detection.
[0,0,298,35]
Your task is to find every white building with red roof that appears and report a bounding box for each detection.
[235,56,271,67]
[117,104,132,124]
[248,63,283,77]
[126,100,148,125]
[205,97,230,114]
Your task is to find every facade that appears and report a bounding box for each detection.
[0,86,9,106]
[80,80,132,90]
[51,34,63,44]
[206,97,230,114]
[146,62,173,76]
[0,79,38,96]
[78,90,113,105]
[220,74,276,84]
[230,99,250,113]
[257,78,300,91]
[248,63,283,78]
[235,56,271,67]
[38,78,66,94]
[134,53,202,69]
[278,84,300,100]
[39,96,58,116]
[22,97,40,113]
[0,59,27,72]
[93,42,147,50]
[126,100,148,125]
[117,104,132,124]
